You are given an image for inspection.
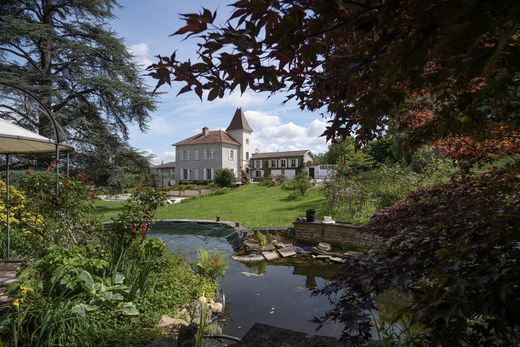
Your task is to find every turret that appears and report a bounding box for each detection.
[226,107,253,171]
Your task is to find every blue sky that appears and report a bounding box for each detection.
[110,0,330,164]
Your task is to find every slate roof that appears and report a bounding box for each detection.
[251,150,311,159]
[174,130,240,146]
[226,107,253,132]
[153,161,176,169]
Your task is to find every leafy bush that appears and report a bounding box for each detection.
[214,168,236,187]
[317,163,520,346]
[106,187,166,280]
[254,231,268,246]
[322,163,454,224]
[17,171,102,252]
[194,248,228,280]
[282,171,312,197]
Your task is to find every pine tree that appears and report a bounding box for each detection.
[0,0,156,185]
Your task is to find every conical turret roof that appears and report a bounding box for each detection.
[226,107,253,132]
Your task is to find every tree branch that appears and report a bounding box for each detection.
[51,88,96,112]
[0,45,40,69]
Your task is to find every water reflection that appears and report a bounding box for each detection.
[151,227,343,338]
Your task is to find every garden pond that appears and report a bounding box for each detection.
[149,222,344,338]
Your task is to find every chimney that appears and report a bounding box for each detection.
[202,127,209,136]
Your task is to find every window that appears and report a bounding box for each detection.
[193,169,199,180]
[246,152,249,160]
[246,138,249,144]
[194,149,199,160]
[206,168,213,180]
[229,149,234,160]
[270,159,276,168]
[255,160,262,168]
[205,148,213,159]
[280,159,287,168]
[255,170,261,178]
[291,159,297,167]
[182,169,189,180]
[182,150,188,161]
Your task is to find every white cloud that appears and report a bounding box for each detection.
[145,149,175,165]
[128,42,153,69]
[245,110,328,154]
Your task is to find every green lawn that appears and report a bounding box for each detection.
[94,184,326,227]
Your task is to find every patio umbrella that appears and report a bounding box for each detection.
[0,118,73,258]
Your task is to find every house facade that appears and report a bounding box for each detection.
[174,108,253,183]
[153,161,176,187]
[250,150,314,181]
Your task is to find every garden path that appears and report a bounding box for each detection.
[0,261,19,304]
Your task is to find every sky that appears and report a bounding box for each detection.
[110,0,330,165]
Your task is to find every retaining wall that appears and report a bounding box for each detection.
[164,189,214,197]
[293,221,382,248]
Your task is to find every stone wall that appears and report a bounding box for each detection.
[293,221,382,248]
[165,189,214,197]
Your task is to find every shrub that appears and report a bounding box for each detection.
[195,248,228,280]
[282,171,312,197]
[214,168,235,187]
[322,163,454,224]
[254,231,268,246]
[17,171,101,253]
[317,163,520,345]
[107,187,166,279]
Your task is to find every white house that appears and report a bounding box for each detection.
[250,150,314,181]
[153,161,176,187]
[174,108,253,183]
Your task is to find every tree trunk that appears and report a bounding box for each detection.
[38,0,54,139]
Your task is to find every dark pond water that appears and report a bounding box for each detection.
[150,223,344,338]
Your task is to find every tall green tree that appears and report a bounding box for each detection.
[0,0,156,184]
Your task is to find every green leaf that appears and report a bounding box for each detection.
[79,270,94,290]
[71,304,87,316]
[120,302,139,316]
[114,273,125,285]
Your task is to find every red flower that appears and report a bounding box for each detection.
[26,170,33,176]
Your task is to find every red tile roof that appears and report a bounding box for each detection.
[174,130,240,146]
[153,161,176,169]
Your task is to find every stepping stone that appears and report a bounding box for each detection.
[316,255,331,260]
[264,244,275,251]
[262,251,279,261]
[277,247,296,258]
[330,257,345,264]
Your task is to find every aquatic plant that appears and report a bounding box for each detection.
[195,248,228,280]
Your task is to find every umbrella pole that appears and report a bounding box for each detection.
[66,152,70,177]
[5,154,10,260]
[55,144,60,194]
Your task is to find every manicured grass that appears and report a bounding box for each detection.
[94,184,327,227]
